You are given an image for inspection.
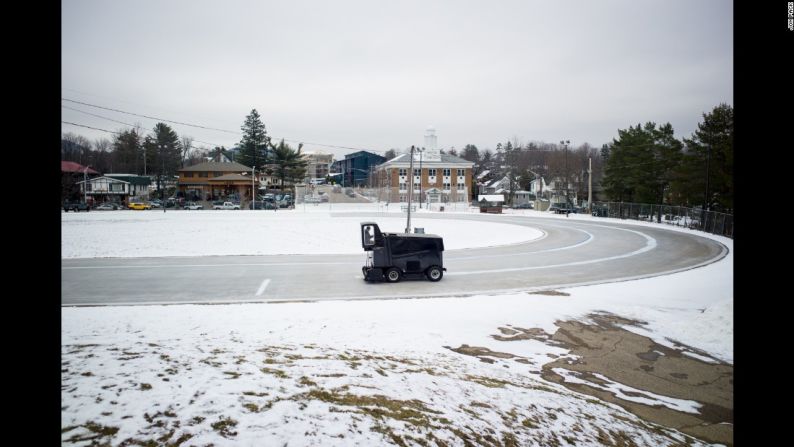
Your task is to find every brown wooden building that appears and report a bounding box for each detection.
[177,161,256,202]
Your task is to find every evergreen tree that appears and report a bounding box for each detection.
[461,144,480,163]
[271,140,308,189]
[143,122,182,198]
[672,104,733,211]
[111,129,143,174]
[383,149,397,160]
[602,122,682,204]
[237,109,270,168]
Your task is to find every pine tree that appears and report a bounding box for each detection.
[602,122,682,204]
[111,129,143,174]
[672,104,733,211]
[143,122,182,198]
[237,109,270,169]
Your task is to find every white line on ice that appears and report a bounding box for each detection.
[447,226,656,275]
[255,279,271,296]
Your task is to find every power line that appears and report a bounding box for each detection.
[63,98,241,135]
[61,121,219,153]
[62,97,388,154]
[62,105,227,148]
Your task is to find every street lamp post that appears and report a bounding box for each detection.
[406,145,415,233]
[159,144,166,213]
[418,147,424,209]
[560,140,570,208]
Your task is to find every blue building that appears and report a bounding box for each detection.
[332,151,386,187]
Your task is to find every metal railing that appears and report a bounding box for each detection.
[591,202,733,238]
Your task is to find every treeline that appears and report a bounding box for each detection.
[602,103,733,212]
[61,109,308,188]
[380,103,732,212]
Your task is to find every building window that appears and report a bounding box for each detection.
[457,183,465,191]
[399,183,407,191]
[184,172,193,178]
[443,183,451,190]
[213,172,222,177]
[400,195,406,202]
[199,172,208,178]
[413,168,420,176]
[457,169,465,177]
[399,168,407,176]
[443,168,451,176]
[428,169,436,176]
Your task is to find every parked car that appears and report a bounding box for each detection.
[250,200,277,210]
[592,205,609,217]
[320,194,329,203]
[183,201,203,210]
[213,201,240,210]
[95,203,120,211]
[513,203,534,209]
[549,203,573,214]
[345,188,356,198]
[128,202,151,210]
[63,201,90,212]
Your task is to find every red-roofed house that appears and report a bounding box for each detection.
[61,161,100,174]
[62,161,101,202]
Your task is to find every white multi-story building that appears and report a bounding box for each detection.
[375,127,474,204]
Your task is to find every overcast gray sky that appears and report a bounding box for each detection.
[62,0,732,158]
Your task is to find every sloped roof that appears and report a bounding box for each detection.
[179,161,252,172]
[106,174,151,186]
[208,173,255,182]
[77,176,129,185]
[61,161,99,174]
[380,152,474,167]
[478,195,504,202]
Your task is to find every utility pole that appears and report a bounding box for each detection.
[560,140,570,207]
[83,166,88,204]
[587,157,593,216]
[252,165,256,210]
[702,142,711,230]
[406,145,415,233]
[418,147,424,209]
[160,144,166,213]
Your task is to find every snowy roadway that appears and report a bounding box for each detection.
[61,213,727,306]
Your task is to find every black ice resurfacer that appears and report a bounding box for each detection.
[360,222,446,283]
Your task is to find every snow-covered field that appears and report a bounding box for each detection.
[62,209,733,446]
[61,209,542,258]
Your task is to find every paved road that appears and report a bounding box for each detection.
[61,213,728,306]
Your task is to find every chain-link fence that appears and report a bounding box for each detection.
[590,202,733,238]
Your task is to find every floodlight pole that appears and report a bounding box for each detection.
[405,145,415,233]
[418,147,424,209]
[588,157,592,215]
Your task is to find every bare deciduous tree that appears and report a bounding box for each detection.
[180,136,194,167]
